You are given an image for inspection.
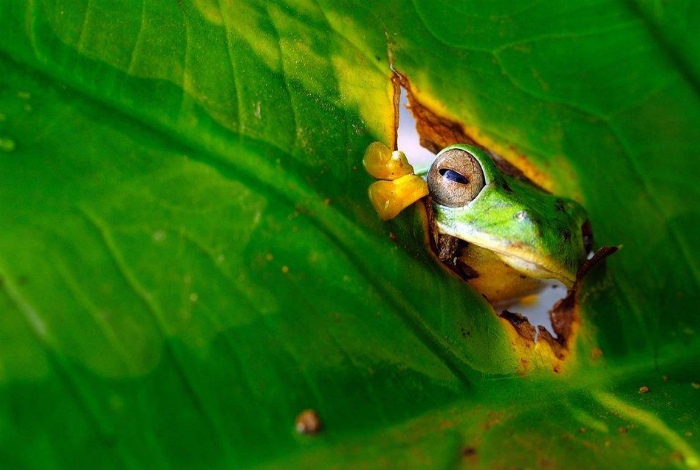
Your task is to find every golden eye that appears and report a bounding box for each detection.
[427,149,486,207]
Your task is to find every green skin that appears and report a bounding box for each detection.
[423,144,590,287]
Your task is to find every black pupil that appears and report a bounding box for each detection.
[439,168,469,184]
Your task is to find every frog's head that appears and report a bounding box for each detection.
[427,144,593,287]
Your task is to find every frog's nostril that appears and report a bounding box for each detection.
[514,210,528,221]
[581,220,594,254]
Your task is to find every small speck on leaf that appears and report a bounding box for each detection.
[153,230,166,242]
[295,409,321,435]
[671,451,684,462]
[461,446,476,457]
[0,136,16,152]
[639,386,650,394]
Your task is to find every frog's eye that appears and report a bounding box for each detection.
[427,149,485,207]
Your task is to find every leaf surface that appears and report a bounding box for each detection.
[0,0,697,468]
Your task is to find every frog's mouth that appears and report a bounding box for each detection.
[437,223,577,287]
[493,250,576,287]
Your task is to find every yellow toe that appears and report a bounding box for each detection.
[363,142,414,180]
[368,174,428,220]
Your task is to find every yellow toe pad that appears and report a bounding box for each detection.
[368,175,429,221]
[363,142,414,180]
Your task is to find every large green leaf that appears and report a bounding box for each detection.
[0,0,697,468]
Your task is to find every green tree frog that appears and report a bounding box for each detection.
[423,144,594,304]
[363,141,607,306]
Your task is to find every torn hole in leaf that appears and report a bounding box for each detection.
[397,86,434,169]
[390,72,617,356]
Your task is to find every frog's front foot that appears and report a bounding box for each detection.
[363,142,428,220]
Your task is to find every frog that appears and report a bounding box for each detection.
[421,144,595,304]
[364,142,600,306]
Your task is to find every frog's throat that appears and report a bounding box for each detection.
[437,222,577,287]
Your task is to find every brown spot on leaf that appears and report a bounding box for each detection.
[295,409,322,435]
[639,386,650,394]
[482,411,503,430]
[671,451,685,463]
[461,446,477,457]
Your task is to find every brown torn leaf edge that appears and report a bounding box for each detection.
[536,327,567,360]
[392,72,547,192]
[390,73,402,150]
[499,311,537,342]
[548,246,620,343]
[392,71,619,359]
